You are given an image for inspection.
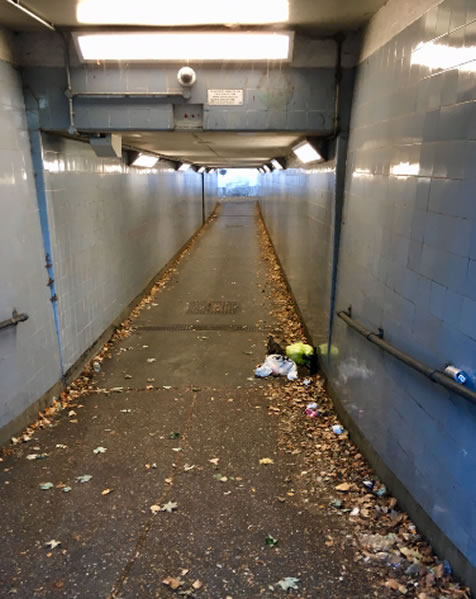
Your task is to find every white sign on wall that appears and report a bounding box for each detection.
[207,89,244,106]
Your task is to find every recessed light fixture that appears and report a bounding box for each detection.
[197,167,206,174]
[77,0,289,26]
[262,165,271,173]
[292,140,323,164]
[75,31,293,62]
[132,154,159,168]
[271,159,284,170]
[178,163,192,172]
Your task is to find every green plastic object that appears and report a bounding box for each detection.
[285,342,314,365]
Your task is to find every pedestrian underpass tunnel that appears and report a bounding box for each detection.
[1,0,476,595]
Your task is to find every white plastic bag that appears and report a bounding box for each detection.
[255,354,298,381]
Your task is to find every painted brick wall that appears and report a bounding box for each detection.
[0,57,61,429]
[329,0,476,570]
[259,164,337,346]
[42,134,204,372]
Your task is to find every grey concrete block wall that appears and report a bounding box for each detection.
[0,58,61,429]
[259,164,336,346]
[328,0,476,573]
[42,134,204,372]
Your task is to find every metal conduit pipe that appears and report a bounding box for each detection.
[70,91,185,98]
[337,308,476,405]
[0,310,29,331]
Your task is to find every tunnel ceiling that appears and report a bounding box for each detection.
[0,0,388,34]
[121,131,304,168]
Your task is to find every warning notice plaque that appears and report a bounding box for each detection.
[207,89,244,106]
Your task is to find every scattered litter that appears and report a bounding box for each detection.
[163,385,172,390]
[331,499,343,509]
[76,474,93,484]
[124,374,132,379]
[147,358,157,363]
[277,577,300,591]
[169,432,180,439]
[332,424,344,435]
[120,409,132,413]
[363,479,375,490]
[63,486,72,493]
[45,539,61,549]
[305,402,319,418]
[172,447,182,452]
[93,446,107,454]
[255,355,298,381]
[56,444,68,449]
[68,410,77,418]
[259,458,274,465]
[93,361,101,373]
[302,378,311,386]
[267,336,285,356]
[285,342,314,366]
[101,488,113,496]
[265,535,279,547]
[374,485,387,497]
[350,507,360,516]
[110,387,124,393]
[213,473,228,482]
[209,458,219,466]
[150,504,161,514]
[26,453,48,460]
[192,580,203,590]
[39,482,54,490]
[161,501,178,512]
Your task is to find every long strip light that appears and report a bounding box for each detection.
[271,159,284,170]
[5,0,55,30]
[75,32,293,62]
[292,140,323,164]
[197,167,206,174]
[132,154,159,168]
[178,163,192,172]
[262,165,271,173]
[77,0,289,26]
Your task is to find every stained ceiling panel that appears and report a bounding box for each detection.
[121,131,304,168]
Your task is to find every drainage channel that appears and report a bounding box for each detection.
[134,324,276,332]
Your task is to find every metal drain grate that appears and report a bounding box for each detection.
[135,324,275,332]
[187,301,240,315]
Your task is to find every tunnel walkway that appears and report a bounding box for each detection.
[1,200,398,598]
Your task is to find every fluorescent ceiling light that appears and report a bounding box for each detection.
[292,140,323,164]
[178,163,192,172]
[132,154,158,168]
[271,159,284,170]
[75,32,293,62]
[77,0,288,26]
[262,165,270,173]
[197,167,206,174]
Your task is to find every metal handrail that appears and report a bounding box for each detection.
[0,310,29,331]
[337,308,476,405]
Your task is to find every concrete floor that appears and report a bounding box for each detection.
[0,200,388,598]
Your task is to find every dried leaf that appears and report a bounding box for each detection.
[259,458,274,465]
[192,580,203,590]
[335,482,351,492]
[209,458,219,466]
[162,576,182,590]
[101,488,113,496]
[150,504,161,514]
